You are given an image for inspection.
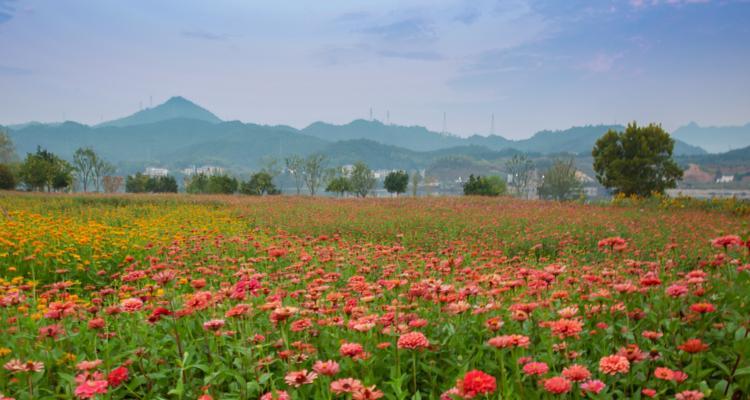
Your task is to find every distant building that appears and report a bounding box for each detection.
[575,171,595,183]
[182,165,225,176]
[144,167,169,177]
[716,175,735,183]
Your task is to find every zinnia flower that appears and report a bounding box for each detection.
[284,369,317,387]
[330,378,364,394]
[677,338,709,354]
[543,376,572,394]
[459,370,496,397]
[599,355,629,375]
[397,331,430,350]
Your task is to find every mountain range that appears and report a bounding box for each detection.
[3,96,745,173]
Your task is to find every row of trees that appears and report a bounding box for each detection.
[0,130,120,192]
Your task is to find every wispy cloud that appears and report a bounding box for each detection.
[630,0,711,8]
[182,29,231,41]
[580,52,624,73]
[0,0,16,24]
[376,49,443,61]
[0,64,31,75]
[360,17,438,42]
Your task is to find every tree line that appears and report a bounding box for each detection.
[1,122,684,199]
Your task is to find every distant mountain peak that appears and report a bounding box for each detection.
[96,96,222,128]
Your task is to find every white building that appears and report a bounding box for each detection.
[182,165,226,176]
[716,175,734,183]
[144,167,169,177]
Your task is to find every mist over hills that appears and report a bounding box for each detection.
[672,122,750,153]
[3,96,738,174]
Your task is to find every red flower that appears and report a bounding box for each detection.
[677,338,709,353]
[107,366,129,387]
[599,355,629,375]
[543,376,572,394]
[460,370,497,397]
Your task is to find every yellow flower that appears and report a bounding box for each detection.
[0,347,11,357]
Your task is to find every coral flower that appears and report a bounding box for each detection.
[562,364,591,382]
[654,367,674,380]
[313,360,340,376]
[74,377,108,399]
[543,376,572,394]
[689,303,716,314]
[202,319,225,332]
[284,369,318,387]
[460,370,497,397]
[580,379,606,394]
[340,342,364,358]
[488,334,531,349]
[549,318,583,338]
[523,362,549,376]
[120,298,143,313]
[353,385,385,400]
[711,235,743,250]
[260,390,290,400]
[397,331,430,350]
[677,339,709,353]
[598,355,629,375]
[330,378,364,394]
[675,390,705,400]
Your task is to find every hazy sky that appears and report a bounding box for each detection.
[1,0,749,139]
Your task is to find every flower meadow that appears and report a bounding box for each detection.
[0,194,749,400]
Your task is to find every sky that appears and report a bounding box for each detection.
[1,0,749,139]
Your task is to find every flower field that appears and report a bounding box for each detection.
[0,194,748,400]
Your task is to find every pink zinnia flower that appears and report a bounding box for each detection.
[397,331,430,350]
[599,355,629,375]
[580,379,606,394]
[120,298,143,313]
[543,376,572,394]
[522,362,549,376]
[284,369,317,387]
[330,378,364,394]
[313,360,340,376]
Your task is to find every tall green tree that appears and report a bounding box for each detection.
[19,147,73,192]
[349,161,376,198]
[537,159,582,201]
[0,164,16,190]
[592,122,682,196]
[240,172,279,195]
[325,176,352,197]
[72,147,97,192]
[92,157,115,192]
[463,175,506,196]
[384,170,409,196]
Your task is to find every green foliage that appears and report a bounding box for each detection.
[537,158,582,201]
[349,161,376,198]
[19,147,73,192]
[284,155,305,195]
[73,147,97,192]
[240,172,279,195]
[187,174,238,194]
[0,164,16,190]
[126,173,178,193]
[463,174,506,196]
[384,170,409,195]
[592,122,683,196]
[325,176,352,197]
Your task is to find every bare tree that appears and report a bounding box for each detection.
[411,171,421,197]
[285,155,304,195]
[102,175,124,193]
[302,153,327,196]
[0,129,18,164]
[505,154,534,198]
[92,157,115,192]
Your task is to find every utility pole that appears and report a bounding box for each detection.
[442,112,446,135]
[387,110,390,125]
[369,107,373,121]
[491,113,495,135]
